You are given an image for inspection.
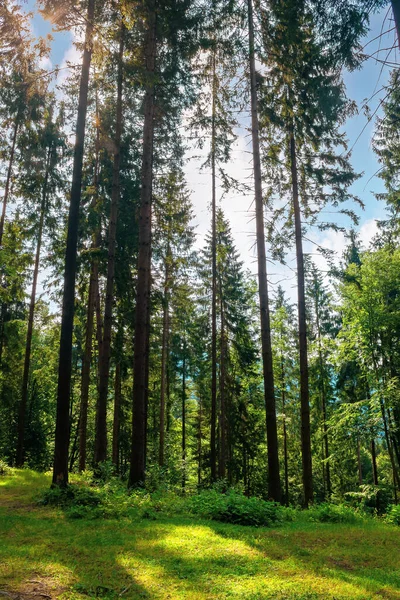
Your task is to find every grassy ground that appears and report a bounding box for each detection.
[0,470,399,600]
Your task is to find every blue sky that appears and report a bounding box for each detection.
[26,2,398,292]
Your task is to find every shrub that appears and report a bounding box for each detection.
[307,503,360,524]
[345,484,392,515]
[39,484,102,510]
[0,459,11,476]
[189,489,280,527]
[386,504,400,526]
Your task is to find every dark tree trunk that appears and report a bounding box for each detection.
[112,361,122,470]
[159,248,170,467]
[281,355,289,506]
[315,297,331,499]
[129,1,157,487]
[248,0,281,503]
[182,340,186,491]
[16,148,50,467]
[218,293,227,480]
[371,438,379,486]
[210,47,218,483]
[0,115,19,247]
[357,438,363,485]
[289,127,313,507]
[198,396,202,486]
[52,0,95,487]
[78,263,96,472]
[94,25,125,467]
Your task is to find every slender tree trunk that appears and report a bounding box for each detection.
[78,264,96,472]
[357,438,363,485]
[198,396,202,486]
[248,0,281,503]
[112,361,122,470]
[16,148,50,467]
[379,397,400,488]
[289,127,313,506]
[159,249,170,467]
[52,0,95,487]
[218,293,227,480]
[94,25,125,467]
[129,1,157,487]
[281,355,289,506]
[371,438,379,486]
[210,47,218,483]
[182,339,186,491]
[315,302,331,499]
[0,115,19,247]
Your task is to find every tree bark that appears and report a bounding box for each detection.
[248,0,281,503]
[129,1,157,487]
[182,338,186,491]
[218,291,227,480]
[112,361,122,470]
[315,293,331,499]
[289,127,313,507]
[16,147,50,467]
[357,438,363,485]
[52,0,95,487]
[281,354,289,506]
[210,46,218,483]
[0,115,19,247]
[94,24,125,467]
[371,438,379,486]
[159,246,170,467]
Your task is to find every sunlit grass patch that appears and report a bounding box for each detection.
[0,470,399,599]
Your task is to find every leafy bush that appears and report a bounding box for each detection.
[40,484,102,508]
[0,459,11,476]
[386,504,400,526]
[307,503,360,524]
[189,489,280,527]
[345,484,392,515]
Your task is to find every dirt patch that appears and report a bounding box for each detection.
[328,557,354,571]
[0,576,66,599]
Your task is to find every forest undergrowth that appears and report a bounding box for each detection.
[0,469,399,600]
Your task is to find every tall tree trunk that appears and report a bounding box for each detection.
[78,263,96,472]
[357,438,363,485]
[94,25,125,467]
[371,438,379,486]
[315,298,331,499]
[248,0,281,503]
[289,126,313,507]
[16,147,50,467]
[159,247,170,467]
[129,1,157,487]
[182,339,186,490]
[210,46,218,483]
[379,397,400,488]
[112,360,122,470]
[198,396,202,486]
[218,292,227,480]
[281,354,289,506]
[0,115,19,247]
[52,0,95,487]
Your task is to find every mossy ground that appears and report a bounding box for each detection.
[0,470,399,599]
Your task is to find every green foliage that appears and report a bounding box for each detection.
[385,504,400,526]
[306,503,361,524]
[0,459,11,476]
[345,485,393,516]
[188,489,280,527]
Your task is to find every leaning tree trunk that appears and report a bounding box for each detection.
[289,126,313,507]
[16,147,50,467]
[210,46,218,482]
[0,115,19,247]
[52,0,95,487]
[94,24,125,468]
[248,0,281,503]
[129,1,157,487]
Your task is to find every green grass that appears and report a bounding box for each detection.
[0,470,399,599]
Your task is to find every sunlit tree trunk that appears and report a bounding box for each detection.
[0,115,19,247]
[52,0,95,486]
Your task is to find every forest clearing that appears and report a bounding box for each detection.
[1,470,400,600]
[1,0,400,598]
